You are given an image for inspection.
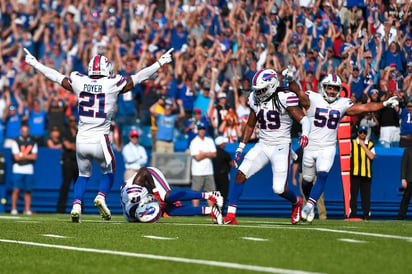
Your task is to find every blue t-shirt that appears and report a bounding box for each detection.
[156,114,177,142]
[350,76,366,99]
[382,50,404,72]
[193,92,211,116]
[5,113,21,139]
[170,29,188,51]
[176,84,195,112]
[28,110,47,137]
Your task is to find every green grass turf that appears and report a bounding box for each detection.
[0,214,411,274]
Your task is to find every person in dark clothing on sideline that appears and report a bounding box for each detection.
[56,115,79,213]
[349,126,375,220]
[397,147,412,220]
[213,136,234,210]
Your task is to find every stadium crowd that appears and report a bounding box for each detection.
[0,0,412,151]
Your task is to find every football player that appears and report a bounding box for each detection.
[24,48,174,222]
[284,70,398,222]
[120,167,223,223]
[223,69,310,225]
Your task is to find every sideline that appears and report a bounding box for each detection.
[0,238,323,274]
[163,223,412,242]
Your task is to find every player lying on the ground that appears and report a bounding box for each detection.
[121,167,223,223]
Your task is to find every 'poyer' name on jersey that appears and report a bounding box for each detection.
[83,84,103,93]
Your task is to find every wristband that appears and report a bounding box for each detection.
[238,142,246,149]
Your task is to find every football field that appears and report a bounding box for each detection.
[0,214,411,274]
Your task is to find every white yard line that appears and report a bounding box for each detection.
[338,238,367,243]
[241,237,269,242]
[0,239,323,274]
[143,235,178,240]
[42,234,67,238]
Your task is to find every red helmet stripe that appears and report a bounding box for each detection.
[93,55,101,73]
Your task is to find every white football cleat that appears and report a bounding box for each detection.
[211,204,223,225]
[301,203,314,223]
[207,191,223,209]
[94,195,111,221]
[71,204,81,223]
[307,207,315,223]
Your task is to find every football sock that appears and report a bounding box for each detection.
[227,182,245,207]
[166,206,203,216]
[166,190,203,203]
[302,180,313,200]
[227,205,237,215]
[99,173,114,195]
[279,189,298,204]
[309,171,328,202]
[73,176,89,201]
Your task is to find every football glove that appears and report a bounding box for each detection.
[158,48,174,66]
[382,96,399,108]
[282,67,294,82]
[233,145,244,168]
[24,48,39,68]
[299,135,309,149]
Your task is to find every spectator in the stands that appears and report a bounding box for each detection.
[46,126,62,149]
[28,99,47,146]
[150,99,185,153]
[183,108,209,146]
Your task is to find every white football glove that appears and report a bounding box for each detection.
[158,48,174,66]
[24,48,39,67]
[383,96,399,108]
[282,67,294,82]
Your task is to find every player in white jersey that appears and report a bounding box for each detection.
[24,48,174,222]
[284,70,399,222]
[223,69,311,225]
[120,167,223,223]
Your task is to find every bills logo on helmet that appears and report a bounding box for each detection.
[262,72,277,82]
[141,207,155,216]
[136,200,162,223]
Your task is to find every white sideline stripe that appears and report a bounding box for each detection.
[0,216,23,220]
[338,238,367,243]
[241,237,268,242]
[143,235,177,240]
[42,234,67,239]
[0,239,323,274]
[165,223,412,242]
[17,221,39,224]
[312,228,412,242]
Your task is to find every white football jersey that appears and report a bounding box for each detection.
[305,91,353,147]
[120,173,149,222]
[248,90,299,146]
[69,72,127,143]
